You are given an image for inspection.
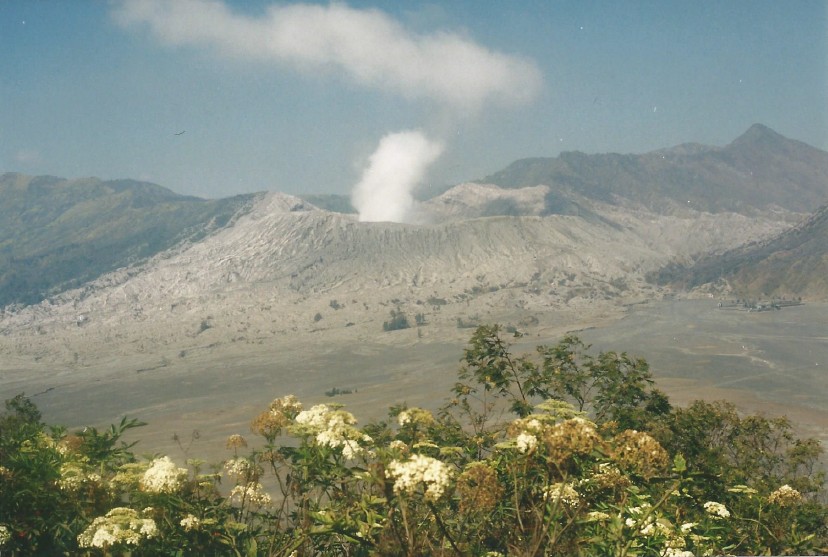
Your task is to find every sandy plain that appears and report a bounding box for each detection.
[3,298,825,464]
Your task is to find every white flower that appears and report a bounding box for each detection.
[387,454,452,501]
[58,463,85,491]
[138,519,158,537]
[398,410,412,426]
[295,404,355,430]
[663,549,695,557]
[224,457,258,482]
[229,482,272,507]
[768,484,802,506]
[545,482,580,506]
[293,404,370,459]
[516,432,538,454]
[77,508,157,549]
[628,504,650,515]
[680,522,696,534]
[703,501,730,519]
[640,522,656,536]
[526,418,542,431]
[586,511,611,521]
[0,525,10,546]
[340,439,362,460]
[141,456,187,493]
[274,394,303,415]
[180,514,200,531]
[90,527,118,548]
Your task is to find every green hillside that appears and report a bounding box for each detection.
[0,173,255,307]
[652,203,828,299]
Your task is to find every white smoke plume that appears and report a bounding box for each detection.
[112,0,541,111]
[351,131,443,223]
[113,0,543,223]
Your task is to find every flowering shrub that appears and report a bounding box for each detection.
[140,455,188,493]
[0,327,826,555]
[77,507,158,550]
[387,454,453,501]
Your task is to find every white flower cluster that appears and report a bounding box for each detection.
[0,524,10,546]
[509,416,545,454]
[586,463,629,490]
[295,404,349,429]
[275,394,304,415]
[397,407,436,428]
[516,432,538,454]
[663,549,694,557]
[624,506,680,545]
[294,404,372,459]
[768,484,802,506]
[625,503,650,519]
[180,514,201,531]
[545,482,580,507]
[638,518,671,537]
[624,504,660,535]
[703,501,730,519]
[58,463,101,492]
[224,457,259,482]
[704,501,730,518]
[387,454,453,501]
[140,456,188,494]
[77,507,157,549]
[229,482,272,507]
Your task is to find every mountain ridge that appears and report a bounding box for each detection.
[0,173,257,307]
[2,124,827,310]
[653,202,828,298]
[481,123,828,214]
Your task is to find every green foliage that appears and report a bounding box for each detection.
[324,387,354,397]
[0,393,43,452]
[452,326,670,427]
[382,308,410,331]
[0,327,825,555]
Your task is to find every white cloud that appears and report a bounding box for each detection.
[351,130,442,223]
[112,0,542,111]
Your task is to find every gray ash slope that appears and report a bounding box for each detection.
[2,124,827,367]
[0,188,791,368]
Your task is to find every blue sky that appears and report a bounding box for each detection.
[2,1,826,199]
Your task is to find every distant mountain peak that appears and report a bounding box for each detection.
[729,123,788,148]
